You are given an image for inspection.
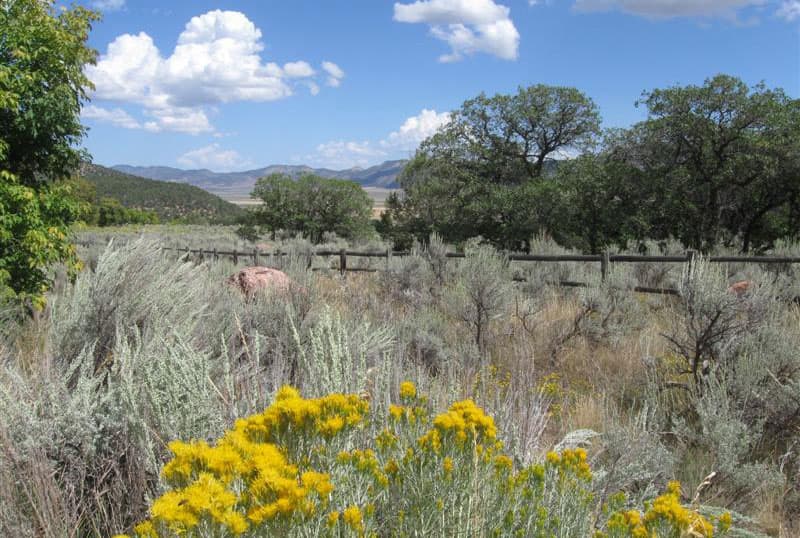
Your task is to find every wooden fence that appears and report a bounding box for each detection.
[126,244,800,297]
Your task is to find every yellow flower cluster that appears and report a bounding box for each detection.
[601,481,729,538]
[545,448,592,481]
[418,399,497,452]
[238,385,368,442]
[399,381,417,400]
[119,386,366,537]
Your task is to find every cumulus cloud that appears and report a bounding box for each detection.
[283,61,315,78]
[83,105,145,130]
[177,143,252,171]
[383,109,452,150]
[92,0,125,11]
[393,0,520,62]
[82,104,212,135]
[314,141,387,169]
[322,61,345,87]
[778,0,800,20]
[309,109,451,168]
[572,0,766,19]
[86,10,339,134]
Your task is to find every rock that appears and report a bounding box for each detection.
[727,280,752,296]
[226,266,295,298]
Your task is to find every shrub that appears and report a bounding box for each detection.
[445,241,512,352]
[114,384,733,538]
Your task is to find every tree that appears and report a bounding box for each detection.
[0,0,99,304]
[388,85,601,250]
[616,75,800,252]
[550,153,647,253]
[248,173,374,243]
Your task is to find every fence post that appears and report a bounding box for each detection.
[601,251,610,282]
[232,249,238,265]
[253,248,259,266]
[276,248,282,270]
[339,248,347,276]
[686,250,696,280]
[213,248,218,261]
[386,248,392,271]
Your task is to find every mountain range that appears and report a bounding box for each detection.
[111,160,407,201]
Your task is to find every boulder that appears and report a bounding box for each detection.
[727,280,752,296]
[226,266,294,298]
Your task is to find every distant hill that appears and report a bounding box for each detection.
[111,160,407,200]
[80,163,244,223]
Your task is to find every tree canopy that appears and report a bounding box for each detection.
[384,77,800,253]
[246,174,374,243]
[0,0,98,305]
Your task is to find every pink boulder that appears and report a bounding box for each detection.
[226,266,295,298]
[727,280,753,296]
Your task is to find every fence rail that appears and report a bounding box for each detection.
[76,240,800,296]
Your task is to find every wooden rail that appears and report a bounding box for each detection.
[76,241,800,296]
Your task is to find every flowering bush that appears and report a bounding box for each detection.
[115,384,729,537]
[598,481,732,538]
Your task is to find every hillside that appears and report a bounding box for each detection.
[112,160,407,200]
[80,163,244,223]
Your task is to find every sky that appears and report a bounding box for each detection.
[78,0,800,172]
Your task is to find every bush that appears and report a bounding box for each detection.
[114,383,732,538]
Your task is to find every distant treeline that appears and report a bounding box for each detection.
[377,75,800,254]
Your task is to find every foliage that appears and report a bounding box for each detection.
[385,84,600,251]
[0,171,82,306]
[80,164,243,224]
[114,383,733,538]
[0,0,98,186]
[0,0,98,304]
[445,241,512,351]
[610,75,800,252]
[383,76,800,254]
[599,481,730,538]
[248,173,374,243]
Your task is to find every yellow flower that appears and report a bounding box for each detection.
[343,505,364,533]
[318,415,345,437]
[301,471,334,496]
[443,457,454,474]
[327,511,340,527]
[718,511,732,532]
[399,381,417,400]
[133,520,157,538]
[389,404,405,421]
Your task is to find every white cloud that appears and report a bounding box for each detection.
[393,0,520,62]
[309,109,451,168]
[778,0,800,20]
[572,0,766,19]
[82,103,212,135]
[383,109,451,150]
[83,105,142,129]
[283,61,315,78]
[86,10,338,134]
[314,141,387,169]
[177,143,252,171]
[322,61,345,87]
[92,0,125,11]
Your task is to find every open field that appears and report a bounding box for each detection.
[221,186,400,210]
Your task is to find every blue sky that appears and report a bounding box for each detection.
[79,0,800,171]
